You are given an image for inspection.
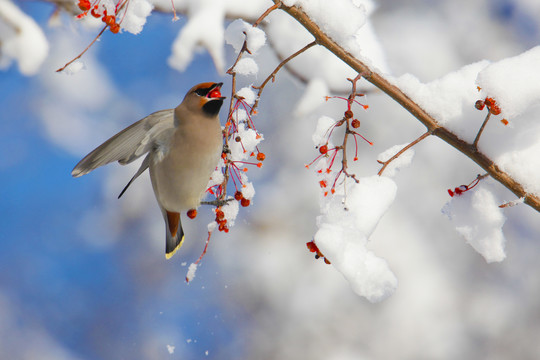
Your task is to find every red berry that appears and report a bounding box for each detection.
[215,209,225,221]
[208,89,222,98]
[256,152,265,161]
[344,110,353,119]
[490,106,501,115]
[235,136,241,142]
[234,191,243,201]
[240,198,250,207]
[78,0,91,11]
[187,209,197,219]
[475,100,485,111]
[319,145,328,154]
[103,15,116,26]
[109,23,120,34]
[351,119,360,128]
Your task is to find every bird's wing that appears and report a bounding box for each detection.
[71,109,175,177]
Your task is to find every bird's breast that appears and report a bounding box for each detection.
[149,119,222,211]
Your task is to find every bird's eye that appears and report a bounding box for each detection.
[195,88,209,97]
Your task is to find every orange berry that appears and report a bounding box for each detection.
[475,100,485,111]
[490,106,501,115]
[110,23,120,34]
[78,0,91,11]
[240,198,250,207]
[215,209,225,221]
[351,119,360,128]
[319,145,328,154]
[256,152,265,161]
[344,110,353,119]
[187,209,197,219]
[234,191,243,201]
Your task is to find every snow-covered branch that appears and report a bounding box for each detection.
[274,0,540,213]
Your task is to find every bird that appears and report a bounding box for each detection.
[72,82,225,259]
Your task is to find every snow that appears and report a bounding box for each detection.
[229,123,263,161]
[377,143,415,177]
[236,87,257,105]
[186,263,198,282]
[392,61,490,126]
[312,116,335,147]
[0,0,48,75]
[294,78,329,117]
[119,0,154,35]
[168,0,225,73]
[265,5,388,93]
[476,46,540,119]
[224,19,266,54]
[61,60,85,75]
[233,57,258,76]
[166,344,175,354]
[314,176,398,302]
[442,185,506,263]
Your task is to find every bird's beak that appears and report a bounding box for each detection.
[207,82,226,100]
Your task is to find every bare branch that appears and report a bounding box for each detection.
[251,40,317,114]
[56,25,107,72]
[377,131,431,176]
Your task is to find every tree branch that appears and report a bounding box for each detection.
[275,1,540,213]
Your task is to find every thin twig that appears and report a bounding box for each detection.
[253,1,281,27]
[251,40,317,114]
[56,25,108,72]
[473,111,492,149]
[377,131,431,176]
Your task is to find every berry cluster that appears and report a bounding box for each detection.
[307,94,372,197]
[475,97,501,115]
[77,0,126,34]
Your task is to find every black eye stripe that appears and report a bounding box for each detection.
[194,87,210,96]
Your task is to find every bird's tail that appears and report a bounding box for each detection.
[164,210,185,259]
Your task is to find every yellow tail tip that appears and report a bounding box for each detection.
[165,235,185,260]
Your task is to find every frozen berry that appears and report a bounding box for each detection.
[234,191,243,201]
[351,119,360,128]
[256,152,265,161]
[187,209,197,219]
[240,198,250,207]
[319,145,328,154]
[344,110,353,119]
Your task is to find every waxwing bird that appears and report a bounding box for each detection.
[72,82,225,259]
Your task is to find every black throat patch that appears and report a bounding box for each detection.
[202,99,224,116]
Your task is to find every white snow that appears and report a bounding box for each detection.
[236,87,257,105]
[0,0,48,75]
[168,0,225,73]
[476,46,540,119]
[166,344,175,354]
[61,60,86,75]
[233,57,258,75]
[294,78,329,117]
[225,19,266,54]
[392,61,490,126]
[377,143,415,177]
[442,185,506,263]
[229,123,263,161]
[119,0,154,34]
[186,263,198,282]
[314,176,398,302]
[312,116,335,147]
